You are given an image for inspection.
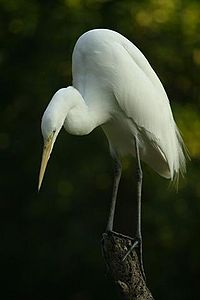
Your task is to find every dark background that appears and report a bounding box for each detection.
[1,0,200,299]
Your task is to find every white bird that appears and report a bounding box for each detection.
[38,29,186,278]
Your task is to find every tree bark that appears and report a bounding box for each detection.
[101,231,155,300]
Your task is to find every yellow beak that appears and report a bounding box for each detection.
[38,134,54,191]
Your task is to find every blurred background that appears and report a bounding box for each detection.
[0,0,200,299]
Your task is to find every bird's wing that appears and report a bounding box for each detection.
[110,38,186,179]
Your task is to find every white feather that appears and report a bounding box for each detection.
[40,29,187,184]
[72,29,186,180]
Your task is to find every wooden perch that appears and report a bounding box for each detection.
[101,231,155,300]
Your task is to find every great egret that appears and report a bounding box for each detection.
[38,29,186,278]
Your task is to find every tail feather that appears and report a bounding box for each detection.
[171,125,189,188]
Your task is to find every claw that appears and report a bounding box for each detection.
[105,231,146,281]
[122,237,146,281]
[122,240,139,261]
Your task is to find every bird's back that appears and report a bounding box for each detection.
[72,29,186,180]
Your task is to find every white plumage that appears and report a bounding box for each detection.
[38,30,187,278]
[72,29,186,179]
[39,28,186,190]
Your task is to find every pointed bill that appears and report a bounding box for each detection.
[38,134,54,191]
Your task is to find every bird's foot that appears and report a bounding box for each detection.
[122,239,139,261]
[105,230,146,281]
[105,230,135,241]
[123,236,146,282]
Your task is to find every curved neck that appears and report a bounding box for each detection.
[64,87,110,135]
[49,86,110,136]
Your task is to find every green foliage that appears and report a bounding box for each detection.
[0,0,199,299]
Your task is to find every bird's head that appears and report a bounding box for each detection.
[38,87,74,190]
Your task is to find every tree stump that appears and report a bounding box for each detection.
[102,231,155,300]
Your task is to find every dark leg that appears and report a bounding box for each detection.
[134,136,145,280]
[106,153,122,232]
[122,136,145,280]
